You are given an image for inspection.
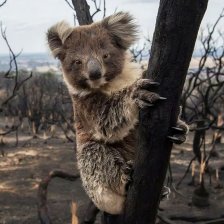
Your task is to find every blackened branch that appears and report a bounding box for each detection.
[37,170,80,224]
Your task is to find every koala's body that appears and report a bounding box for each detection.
[47,12,188,214]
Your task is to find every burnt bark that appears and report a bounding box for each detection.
[71,0,93,25]
[79,200,99,224]
[123,1,208,224]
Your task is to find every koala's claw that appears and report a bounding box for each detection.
[167,135,186,144]
[168,125,188,144]
[134,96,166,109]
[159,97,167,101]
[171,126,186,134]
[131,79,166,109]
[135,79,160,90]
[135,99,154,109]
[148,81,160,86]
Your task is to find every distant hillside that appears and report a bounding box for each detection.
[0,53,59,73]
[0,53,217,73]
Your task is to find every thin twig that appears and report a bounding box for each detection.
[103,0,106,18]
[0,0,7,7]
[91,0,101,18]
[64,0,75,10]
[176,156,197,188]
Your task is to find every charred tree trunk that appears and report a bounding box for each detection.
[123,1,208,224]
[71,0,93,25]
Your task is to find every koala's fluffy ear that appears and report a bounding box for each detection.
[101,12,139,49]
[47,21,73,59]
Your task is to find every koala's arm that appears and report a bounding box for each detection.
[75,79,162,142]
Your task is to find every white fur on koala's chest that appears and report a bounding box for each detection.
[102,59,142,94]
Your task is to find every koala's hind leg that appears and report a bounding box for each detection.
[77,140,132,214]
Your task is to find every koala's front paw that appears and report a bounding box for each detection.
[168,120,189,144]
[131,79,166,109]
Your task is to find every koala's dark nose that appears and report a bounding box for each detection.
[89,70,101,80]
[87,58,102,81]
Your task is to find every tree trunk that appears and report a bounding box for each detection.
[71,0,93,25]
[124,1,208,224]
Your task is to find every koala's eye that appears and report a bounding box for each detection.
[103,54,110,59]
[74,60,82,65]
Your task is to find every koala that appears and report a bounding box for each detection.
[47,12,188,215]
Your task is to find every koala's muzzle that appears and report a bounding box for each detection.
[87,59,102,81]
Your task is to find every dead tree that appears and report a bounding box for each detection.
[181,10,224,163]
[0,16,32,142]
[124,0,208,223]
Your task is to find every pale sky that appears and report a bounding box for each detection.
[0,0,223,54]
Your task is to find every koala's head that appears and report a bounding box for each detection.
[47,12,138,94]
